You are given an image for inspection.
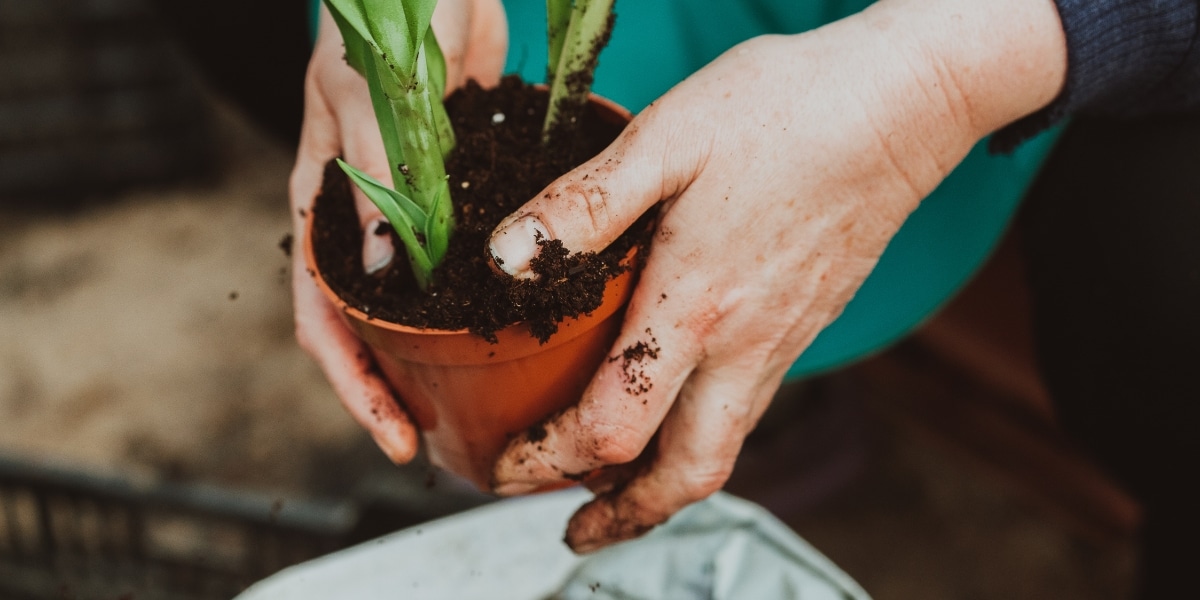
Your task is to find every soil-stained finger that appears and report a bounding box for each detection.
[491,266,705,493]
[564,366,772,553]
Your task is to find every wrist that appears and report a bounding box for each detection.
[870,0,1067,140]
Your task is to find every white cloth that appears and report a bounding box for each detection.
[237,488,870,600]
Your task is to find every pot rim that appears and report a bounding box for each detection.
[303,90,635,339]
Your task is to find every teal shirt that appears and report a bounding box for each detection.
[313,0,1060,379]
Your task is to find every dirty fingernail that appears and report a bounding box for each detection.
[363,218,395,275]
[488,214,548,279]
[493,481,540,496]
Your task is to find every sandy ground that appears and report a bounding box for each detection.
[0,104,372,497]
[0,99,1136,598]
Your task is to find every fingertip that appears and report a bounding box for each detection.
[363,218,395,275]
[487,214,548,279]
[564,496,615,554]
[492,481,539,497]
[564,493,658,554]
[375,430,419,465]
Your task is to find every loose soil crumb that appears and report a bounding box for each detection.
[526,421,549,443]
[311,76,655,342]
[609,328,661,396]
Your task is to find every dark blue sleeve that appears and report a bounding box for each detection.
[992,0,1200,152]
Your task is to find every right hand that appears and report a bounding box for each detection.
[289,0,508,464]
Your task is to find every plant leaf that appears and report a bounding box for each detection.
[423,182,452,265]
[546,0,572,85]
[423,26,447,100]
[421,29,456,158]
[361,50,413,199]
[323,0,373,75]
[398,0,439,73]
[336,159,429,232]
[336,159,435,286]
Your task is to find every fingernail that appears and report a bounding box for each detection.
[493,481,540,496]
[569,538,606,554]
[372,431,415,465]
[488,215,548,279]
[363,218,395,275]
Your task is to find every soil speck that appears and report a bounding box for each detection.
[527,421,548,443]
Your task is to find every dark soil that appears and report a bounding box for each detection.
[310,76,655,342]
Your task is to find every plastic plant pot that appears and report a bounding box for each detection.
[305,94,637,490]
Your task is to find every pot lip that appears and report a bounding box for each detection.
[303,220,638,338]
[303,89,634,339]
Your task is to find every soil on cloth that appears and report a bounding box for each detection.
[310,76,654,342]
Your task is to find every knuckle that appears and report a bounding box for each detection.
[586,423,646,465]
[555,180,613,235]
[676,466,732,502]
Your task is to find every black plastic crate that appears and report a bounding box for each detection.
[0,456,355,600]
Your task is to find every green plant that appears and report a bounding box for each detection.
[324,0,454,291]
[325,0,616,290]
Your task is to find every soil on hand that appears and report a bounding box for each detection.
[311,76,654,342]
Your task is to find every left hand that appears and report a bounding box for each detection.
[290,0,507,465]
[486,0,1066,552]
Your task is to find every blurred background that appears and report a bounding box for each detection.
[1,0,1138,598]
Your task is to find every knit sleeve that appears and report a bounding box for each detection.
[991,0,1200,152]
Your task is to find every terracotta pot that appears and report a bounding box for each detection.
[305,95,635,490]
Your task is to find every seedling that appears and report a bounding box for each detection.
[324,0,454,291]
[324,0,616,290]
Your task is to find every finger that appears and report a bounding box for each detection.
[293,266,420,464]
[430,0,471,89]
[565,366,774,553]
[290,20,415,463]
[335,85,396,275]
[580,450,652,496]
[290,52,342,229]
[487,104,706,278]
[461,0,508,88]
[491,262,708,494]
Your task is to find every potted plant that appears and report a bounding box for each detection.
[306,0,647,489]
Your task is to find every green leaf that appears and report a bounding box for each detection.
[336,159,429,232]
[423,26,447,100]
[362,50,412,198]
[421,29,456,158]
[423,182,452,265]
[323,0,373,75]
[336,159,436,287]
[356,0,438,77]
[401,0,439,73]
[546,0,572,84]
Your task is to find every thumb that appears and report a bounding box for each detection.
[488,107,699,278]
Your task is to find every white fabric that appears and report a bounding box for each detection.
[237,489,870,600]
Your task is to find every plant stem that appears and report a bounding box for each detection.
[542,0,615,142]
[546,0,571,85]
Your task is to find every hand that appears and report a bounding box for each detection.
[289,0,507,464]
[487,0,1065,552]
